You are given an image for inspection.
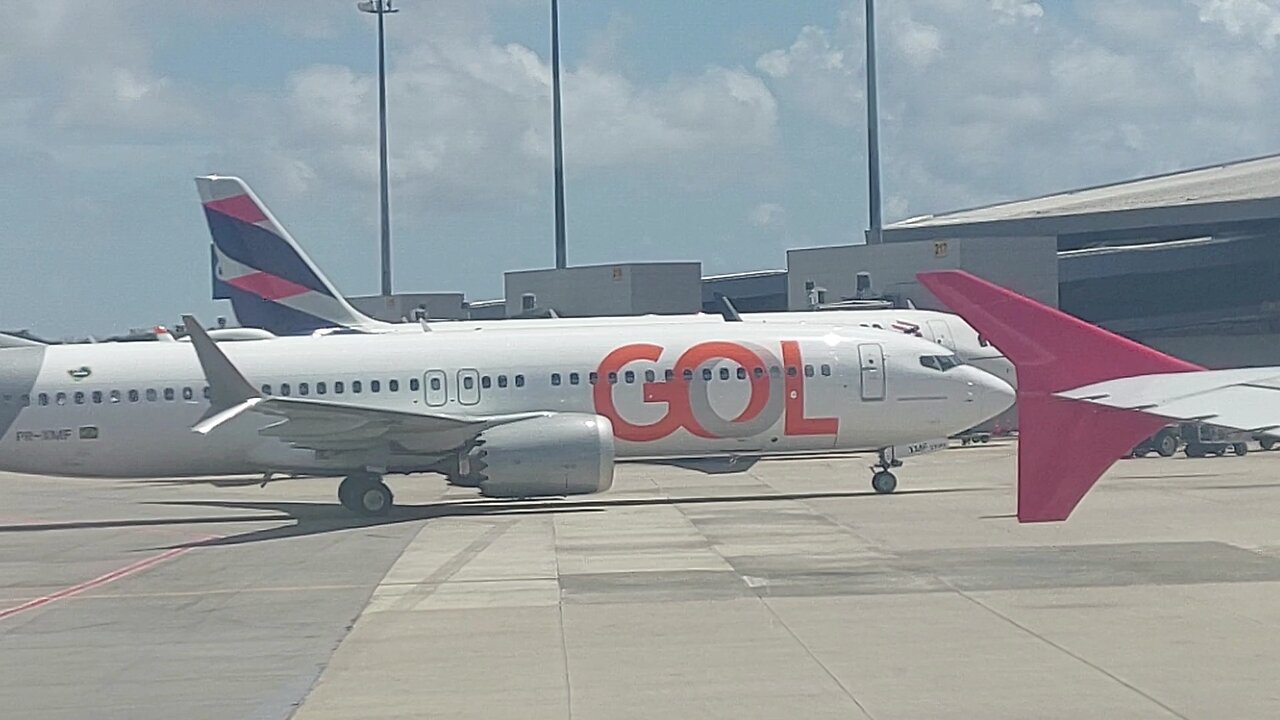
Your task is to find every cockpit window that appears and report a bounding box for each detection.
[920,354,963,371]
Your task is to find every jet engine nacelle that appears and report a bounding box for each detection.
[463,413,615,498]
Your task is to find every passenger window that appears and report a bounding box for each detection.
[769,366,781,378]
[203,386,210,399]
[129,390,140,403]
[719,368,730,380]
[608,372,618,385]
[682,369,694,382]
[586,372,596,386]
[515,375,525,388]
[335,381,345,394]
[261,385,272,395]
[551,373,562,386]
[702,368,713,381]
[665,369,675,382]
[624,371,635,384]
[737,367,747,380]
[74,391,85,405]
[409,378,419,392]
[352,380,362,393]
[787,366,798,377]
[20,394,30,407]
[38,393,49,406]
[56,392,67,405]
[389,380,399,392]
[110,390,122,404]
[753,367,764,379]
[280,383,291,397]
[317,382,327,395]
[182,387,194,401]
[463,376,474,390]
[163,388,174,401]
[298,383,309,396]
[644,370,656,383]
[805,365,814,378]
[821,364,832,377]
[569,372,580,386]
[370,380,381,393]
[481,376,491,389]
[91,391,103,405]
[430,377,442,391]
[498,375,509,388]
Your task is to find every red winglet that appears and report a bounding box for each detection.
[917,271,1202,522]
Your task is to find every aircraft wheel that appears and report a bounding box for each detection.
[871,470,898,495]
[355,481,393,516]
[339,473,392,515]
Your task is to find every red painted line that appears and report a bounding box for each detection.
[204,194,268,225]
[0,546,193,622]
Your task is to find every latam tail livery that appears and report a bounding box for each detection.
[0,311,1013,514]
[198,176,1015,388]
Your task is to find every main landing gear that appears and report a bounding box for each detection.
[871,448,900,495]
[338,472,394,516]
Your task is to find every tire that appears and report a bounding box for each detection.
[1233,443,1249,457]
[871,471,897,495]
[1155,432,1178,457]
[1185,443,1206,458]
[356,482,393,516]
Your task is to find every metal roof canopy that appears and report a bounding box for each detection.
[884,153,1280,251]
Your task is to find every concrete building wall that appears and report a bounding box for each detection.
[349,293,466,322]
[504,263,702,317]
[786,237,1058,311]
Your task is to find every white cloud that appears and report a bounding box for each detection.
[759,0,1280,218]
[991,0,1045,23]
[750,202,785,228]
[1193,0,1280,48]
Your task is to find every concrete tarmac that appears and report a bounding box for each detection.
[1,442,1279,719]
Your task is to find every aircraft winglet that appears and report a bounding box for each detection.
[182,315,261,412]
[916,271,1201,522]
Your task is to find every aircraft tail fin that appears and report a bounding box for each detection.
[196,175,384,334]
[917,270,1201,522]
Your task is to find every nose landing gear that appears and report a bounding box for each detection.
[338,472,394,515]
[871,448,902,494]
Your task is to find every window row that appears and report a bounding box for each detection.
[2,386,211,408]
[261,377,434,397]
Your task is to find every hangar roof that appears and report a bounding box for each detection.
[883,153,1280,250]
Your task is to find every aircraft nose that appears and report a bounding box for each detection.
[961,366,1015,423]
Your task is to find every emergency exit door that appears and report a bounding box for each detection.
[424,370,447,406]
[858,343,885,401]
[457,369,481,405]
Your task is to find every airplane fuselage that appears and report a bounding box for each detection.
[0,322,1011,480]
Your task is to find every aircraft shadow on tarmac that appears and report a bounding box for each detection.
[0,486,991,547]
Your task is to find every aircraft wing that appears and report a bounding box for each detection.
[1058,367,1280,437]
[181,314,547,454]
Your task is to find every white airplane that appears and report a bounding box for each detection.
[0,308,1013,515]
[198,175,1015,387]
[917,270,1280,523]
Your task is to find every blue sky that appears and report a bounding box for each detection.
[3,0,1280,336]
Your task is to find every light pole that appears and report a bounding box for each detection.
[865,0,883,245]
[551,0,568,269]
[358,0,398,296]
